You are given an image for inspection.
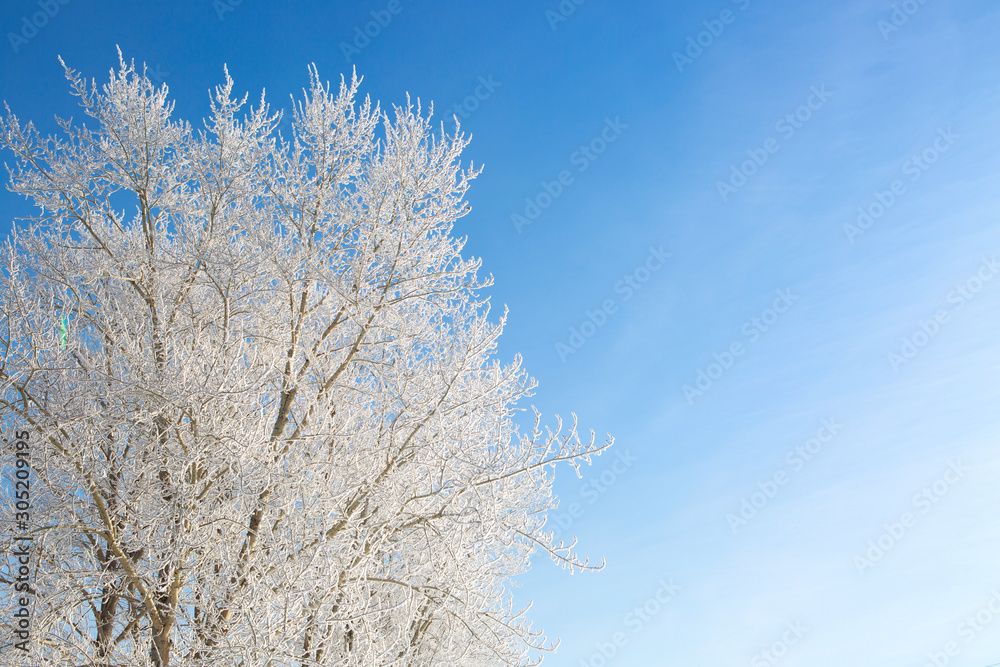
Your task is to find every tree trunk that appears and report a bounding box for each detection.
[150,631,170,667]
[150,604,173,667]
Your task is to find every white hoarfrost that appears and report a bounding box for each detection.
[0,54,612,666]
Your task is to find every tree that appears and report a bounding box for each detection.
[0,54,612,666]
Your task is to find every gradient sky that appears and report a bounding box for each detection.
[3,1,1000,665]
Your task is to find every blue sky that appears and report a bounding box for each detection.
[3,0,1000,665]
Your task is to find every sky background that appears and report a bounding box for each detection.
[2,0,1000,665]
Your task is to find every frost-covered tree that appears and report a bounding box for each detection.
[0,55,611,666]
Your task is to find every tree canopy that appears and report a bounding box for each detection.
[0,54,611,666]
